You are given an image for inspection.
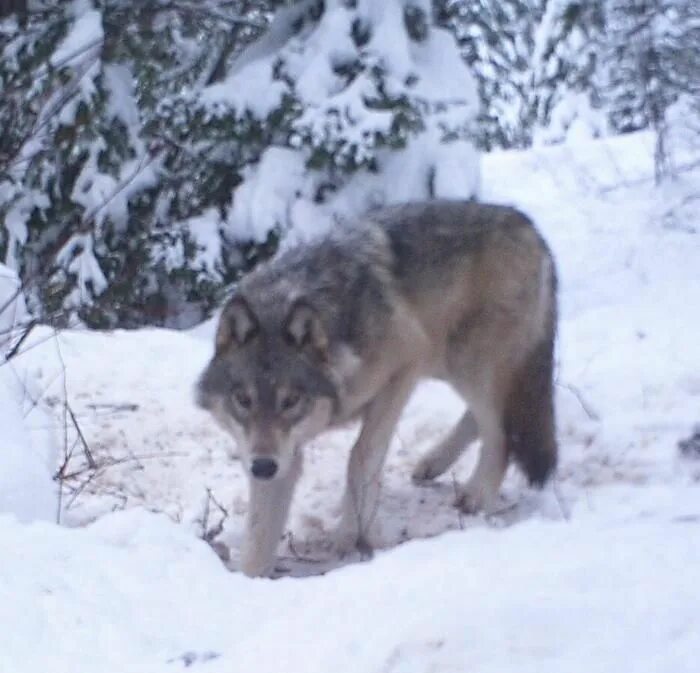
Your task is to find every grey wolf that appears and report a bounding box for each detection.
[196,199,558,577]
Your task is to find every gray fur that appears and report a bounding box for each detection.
[197,199,558,577]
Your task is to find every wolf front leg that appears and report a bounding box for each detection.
[336,368,418,555]
[240,451,302,578]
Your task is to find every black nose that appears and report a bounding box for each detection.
[250,458,278,480]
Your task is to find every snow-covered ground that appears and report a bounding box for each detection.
[2,131,699,672]
[0,264,57,523]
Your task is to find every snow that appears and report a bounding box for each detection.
[187,209,225,278]
[0,263,27,354]
[533,92,609,146]
[50,4,103,69]
[2,492,699,673]
[47,3,103,129]
[210,0,480,247]
[325,131,480,223]
[0,368,57,523]
[56,232,109,303]
[2,130,700,671]
[200,1,307,116]
[0,271,57,523]
[227,147,308,243]
[200,57,288,120]
[229,133,481,245]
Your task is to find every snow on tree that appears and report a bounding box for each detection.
[8,1,695,328]
[214,0,481,249]
[530,0,608,144]
[0,262,27,356]
[1,0,479,328]
[436,0,546,150]
[0,0,273,328]
[603,0,700,182]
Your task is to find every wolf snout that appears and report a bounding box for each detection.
[250,457,278,480]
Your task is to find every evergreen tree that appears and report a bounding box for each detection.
[436,0,545,149]
[529,0,607,143]
[220,0,480,239]
[0,0,274,327]
[604,0,700,182]
[2,0,481,327]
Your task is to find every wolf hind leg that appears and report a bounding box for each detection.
[240,451,302,578]
[447,364,510,514]
[454,400,508,514]
[412,410,479,482]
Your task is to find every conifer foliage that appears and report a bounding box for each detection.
[1,1,698,328]
[1,0,480,327]
[603,0,700,182]
[1,0,274,327]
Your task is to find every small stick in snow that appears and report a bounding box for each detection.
[557,381,601,422]
[200,487,229,543]
[451,471,465,530]
[67,402,96,469]
[3,319,36,361]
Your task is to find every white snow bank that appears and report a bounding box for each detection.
[0,263,27,355]
[0,272,60,523]
[1,487,698,673]
[0,365,57,524]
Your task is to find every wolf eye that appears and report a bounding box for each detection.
[232,389,253,412]
[279,390,302,413]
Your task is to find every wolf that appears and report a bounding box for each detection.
[196,199,558,578]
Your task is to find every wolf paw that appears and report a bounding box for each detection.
[455,482,500,515]
[331,520,377,561]
[239,546,275,578]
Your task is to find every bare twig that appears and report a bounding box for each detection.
[556,381,600,422]
[200,487,229,542]
[66,403,96,469]
[450,471,465,530]
[78,149,163,230]
[63,467,102,510]
[599,158,700,194]
[85,402,139,413]
[1,38,101,178]
[0,284,22,318]
[4,319,37,361]
[0,317,83,367]
[57,451,185,482]
[286,531,302,559]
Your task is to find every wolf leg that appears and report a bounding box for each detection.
[240,451,302,577]
[412,409,479,482]
[335,368,418,554]
[454,402,508,514]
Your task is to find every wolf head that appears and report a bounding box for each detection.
[196,295,337,480]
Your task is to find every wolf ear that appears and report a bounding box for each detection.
[216,296,258,353]
[284,299,328,360]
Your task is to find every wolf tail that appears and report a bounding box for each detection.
[503,271,558,487]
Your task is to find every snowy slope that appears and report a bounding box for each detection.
[1,131,699,672]
[2,492,699,673]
